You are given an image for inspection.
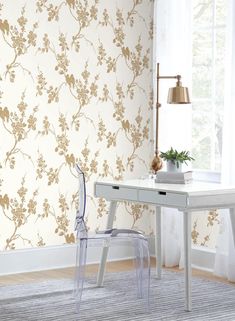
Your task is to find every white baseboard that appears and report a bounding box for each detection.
[0,243,135,276]
[191,246,215,272]
[0,238,216,276]
[149,237,215,272]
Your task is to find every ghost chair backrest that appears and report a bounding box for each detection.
[75,165,87,238]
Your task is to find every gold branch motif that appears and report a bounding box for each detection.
[124,202,151,230]
[200,234,211,247]
[0,177,39,250]
[36,153,76,185]
[127,0,143,27]
[99,157,125,181]
[97,197,108,219]
[37,33,67,104]
[78,139,99,181]
[124,37,150,99]
[37,112,78,184]
[1,92,38,169]
[149,19,153,40]
[98,83,150,171]
[99,9,150,99]
[36,0,99,52]
[0,6,38,82]
[37,194,75,244]
[97,116,120,148]
[37,234,46,247]
[124,108,150,171]
[36,0,63,21]
[207,209,220,227]
[97,41,121,73]
[0,0,154,249]
[191,220,199,245]
[37,32,98,129]
[191,210,220,247]
[55,194,75,243]
[70,62,99,130]
[69,0,98,52]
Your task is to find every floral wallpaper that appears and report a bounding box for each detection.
[0,0,219,252]
[0,0,154,251]
[191,209,220,248]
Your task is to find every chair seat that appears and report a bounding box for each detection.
[86,228,147,239]
[80,231,148,248]
[74,164,150,314]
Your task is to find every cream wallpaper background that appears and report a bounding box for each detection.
[0,0,155,251]
[0,0,219,252]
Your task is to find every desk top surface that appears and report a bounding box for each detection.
[95,179,235,196]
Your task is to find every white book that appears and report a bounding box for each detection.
[155,178,193,184]
[156,171,193,181]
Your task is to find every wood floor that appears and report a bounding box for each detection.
[0,258,234,286]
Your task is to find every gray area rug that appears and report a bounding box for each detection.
[1,270,235,321]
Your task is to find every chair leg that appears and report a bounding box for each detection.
[142,239,150,310]
[74,238,87,313]
[133,238,150,310]
[133,238,143,299]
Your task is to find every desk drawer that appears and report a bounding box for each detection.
[139,189,187,207]
[95,184,138,201]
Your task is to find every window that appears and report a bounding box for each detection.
[192,0,227,172]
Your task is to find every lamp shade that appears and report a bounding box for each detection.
[167,84,190,104]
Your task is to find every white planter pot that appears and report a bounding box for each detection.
[166,161,182,172]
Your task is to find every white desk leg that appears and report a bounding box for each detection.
[155,206,162,279]
[97,200,117,287]
[183,211,192,312]
[229,208,235,247]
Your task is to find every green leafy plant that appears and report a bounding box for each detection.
[160,147,194,168]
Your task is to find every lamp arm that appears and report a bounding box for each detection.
[158,75,181,80]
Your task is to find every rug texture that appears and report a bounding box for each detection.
[1,270,235,321]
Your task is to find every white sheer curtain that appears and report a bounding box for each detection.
[154,0,192,267]
[214,0,235,281]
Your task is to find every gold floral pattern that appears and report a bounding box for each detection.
[191,210,220,248]
[1,92,38,169]
[0,0,218,252]
[1,177,39,250]
[0,0,154,250]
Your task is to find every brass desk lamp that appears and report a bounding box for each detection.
[151,63,191,173]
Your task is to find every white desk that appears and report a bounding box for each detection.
[94,179,235,311]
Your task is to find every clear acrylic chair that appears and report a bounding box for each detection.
[74,164,150,313]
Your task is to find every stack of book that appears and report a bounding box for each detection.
[155,171,193,184]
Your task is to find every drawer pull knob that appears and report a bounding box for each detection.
[158,191,166,195]
[112,186,119,190]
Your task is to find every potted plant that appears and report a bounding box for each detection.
[160,147,194,172]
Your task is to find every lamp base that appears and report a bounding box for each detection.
[151,153,163,173]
